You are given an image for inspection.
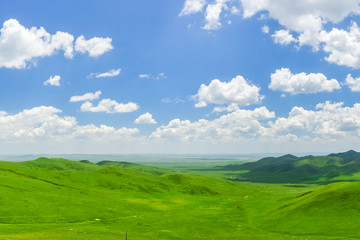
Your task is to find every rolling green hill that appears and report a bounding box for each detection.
[261,181,360,238]
[0,157,360,239]
[221,150,360,183]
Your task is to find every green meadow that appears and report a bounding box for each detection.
[0,152,360,239]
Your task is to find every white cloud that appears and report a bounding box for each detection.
[269,101,360,137]
[231,6,240,15]
[239,0,360,67]
[75,35,113,57]
[139,74,150,79]
[134,112,157,124]
[51,31,75,58]
[238,0,360,69]
[0,19,73,68]
[194,75,263,107]
[319,22,360,68]
[272,29,296,45]
[149,101,360,153]
[69,91,102,102]
[261,25,269,34]
[346,74,360,91]
[213,103,239,113]
[241,0,268,18]
[74,124,139,137]
[180,0,207,16]
[161,97,185,103]
[88,68,121,78]
[151,107,275,141]
[203,0,229,30]
[138,73,167,79]
[179,0,244,31]
[0,106,140,154]
[0,106,76,139]
[80,99,139,113]
[241,0,360,49]
[269,68,341,94]
[180,0,360,56]
[3,103,360,154]
[0,19,114,69]
[44,75,61,86]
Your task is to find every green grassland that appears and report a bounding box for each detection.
[0,155,360,239]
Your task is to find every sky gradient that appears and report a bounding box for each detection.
[1,0,360,154]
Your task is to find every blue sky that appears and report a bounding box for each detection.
[1,0,360,154]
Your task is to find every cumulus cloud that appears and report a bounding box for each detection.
[180,0,207,16]
[150,100,360,153]
[74,124,138,137]
[0,105,141,153]
[0,105,135,139]
[51,31,75,58]
[241,0,360,49]
[70,91,102,102]
[203,0,229,30]
[151,107,275,141]
[0,19,113,69]
[180,0,232,30]
[269,68,341,94]
[0,19,73,68]
[194,75,263,107]
[180,0,360,59]
[269,101,360,137]
[272,29,296,45]
[319,22,360,68]
[74,35,113,57]
[3,103,360,154]
[44,75,61,86]
[242,0,360,23]
[134,112,157,124]
[180,0,360,38]
[0,106,75,139]
[239,0,360,68]
[346,74,360,91]
[80,99,139,113]
[0,105,139,153]
[88,68,121,78]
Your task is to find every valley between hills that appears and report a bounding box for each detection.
[0,151,360,239]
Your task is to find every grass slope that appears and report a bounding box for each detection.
[261,181,360,238]
[0,157,359,239]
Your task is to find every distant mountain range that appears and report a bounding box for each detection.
[222,150,360,183]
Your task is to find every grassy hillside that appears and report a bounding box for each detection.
[0,157,359,239]
[218,150,360,183]
[261,181,360,238]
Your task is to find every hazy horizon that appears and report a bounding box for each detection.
[0,150,345,163]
